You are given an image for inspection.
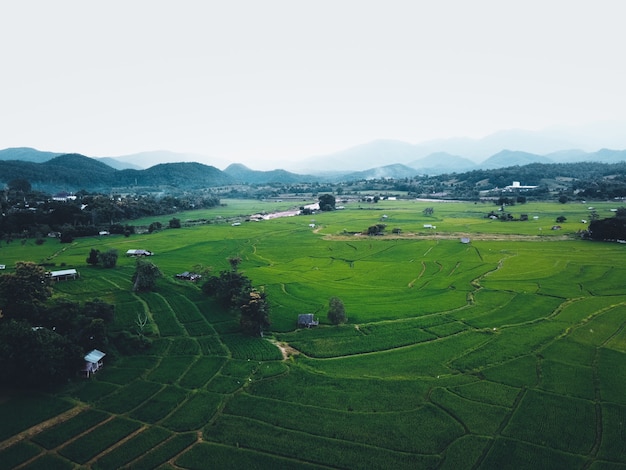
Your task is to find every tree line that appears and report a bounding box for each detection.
[0,179,220,241]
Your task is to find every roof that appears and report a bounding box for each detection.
[84,349,106,363]
[49,269,78,277]
[297,314,319,326]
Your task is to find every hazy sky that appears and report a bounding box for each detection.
[2,1,625,168]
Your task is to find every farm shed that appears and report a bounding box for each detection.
[48,269,79,281]
[175,271,202,281]
[126,249,153,256]
[80,349,106,378]
[297,314,319,328]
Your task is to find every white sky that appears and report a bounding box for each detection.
[2,1,625,168]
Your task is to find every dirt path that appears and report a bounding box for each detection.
[268,339,300,360]
[324,232,576,242]
[0,404,85,452]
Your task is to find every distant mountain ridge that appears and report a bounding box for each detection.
[2,134,626,191]
[0,154,234,192]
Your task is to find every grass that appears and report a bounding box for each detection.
[3,198,626,468]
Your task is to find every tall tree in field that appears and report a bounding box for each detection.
[318,194,336,211]
[228,256,242,272]
[132,259,162,292]
[239,289,271,337]
[327,296,347,325]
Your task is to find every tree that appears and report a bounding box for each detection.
[0,319,83,387]
[98,249,118,268]
[0,262,52,320]
[86,248,100,265]
[7,178,32,193]
[318,194,336,211]
[556,216,567,223]
[228,256,242,272]
[423,207,434,216]
[327,296,347,325]
[132,259,162,292]
[239,289,270,336]
[169,217,181,228]
[558,195,569,204]
[148,221,162,233]
[202,270,252,308]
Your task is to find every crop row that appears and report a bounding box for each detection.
[199,416,432,469]
[130,385,189,423]
[58,417,141,464]
[220,334,282,361]
[93,426,171,470]
[32,408,109,449]
[97,380,162,413]
[126,432,196,470]
[0,394,73,442]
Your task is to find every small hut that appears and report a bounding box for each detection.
[80,349,106,378]
[297,314,319,328]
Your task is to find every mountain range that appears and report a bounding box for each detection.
[2,131,626,192]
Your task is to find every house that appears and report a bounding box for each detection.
[551,225,562,230]
[48,269,79,281]
[175,271,202,281]
[460,237,471,244]
[297,314,319,328]
[98,230,110,236]
[80,349,106,378]
[126,249,153,256]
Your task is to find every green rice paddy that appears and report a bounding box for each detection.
[1,198,626,468]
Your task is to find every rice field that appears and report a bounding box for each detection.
[1,198,626,468]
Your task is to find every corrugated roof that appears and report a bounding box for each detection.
[84,349,106,363]
[49,269,77,277]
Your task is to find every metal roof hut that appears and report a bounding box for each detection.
[48,269,79,281]
[80,349,106,378]
[297,314,319,328]
[460,237,471,244]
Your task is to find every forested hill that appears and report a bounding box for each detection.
[2,151,626,194]
[0,154,234,191]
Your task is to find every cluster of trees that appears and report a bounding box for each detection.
[0,262,115,387]
[0,180,220,240]
[86,248,119,268]
[587,208,626,241]
[201,258,270,336]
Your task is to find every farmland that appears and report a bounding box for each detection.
[1,198,626,469]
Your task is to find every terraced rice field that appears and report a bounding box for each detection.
[1,199,626,469]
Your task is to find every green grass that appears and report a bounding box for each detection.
[0,394,73,441]
[92,426,171,470]
[4,198,626,469]
[0,441,42,470]
[58,417,141,464]
[161,391,223,431]
[32,408,109,449]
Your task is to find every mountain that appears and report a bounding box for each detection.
[295,140,422,173]
[223,163,315,184]
[342,163,419,181]
[408,152,477,174]
[591,148,626,164]
[106,150,229,170]
[0,155,233,192]
[479,150,552,169]
[96,157,142,170]
[0,147,63,163]
[119,162,234,188]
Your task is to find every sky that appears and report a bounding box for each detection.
[2,1,626,169]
